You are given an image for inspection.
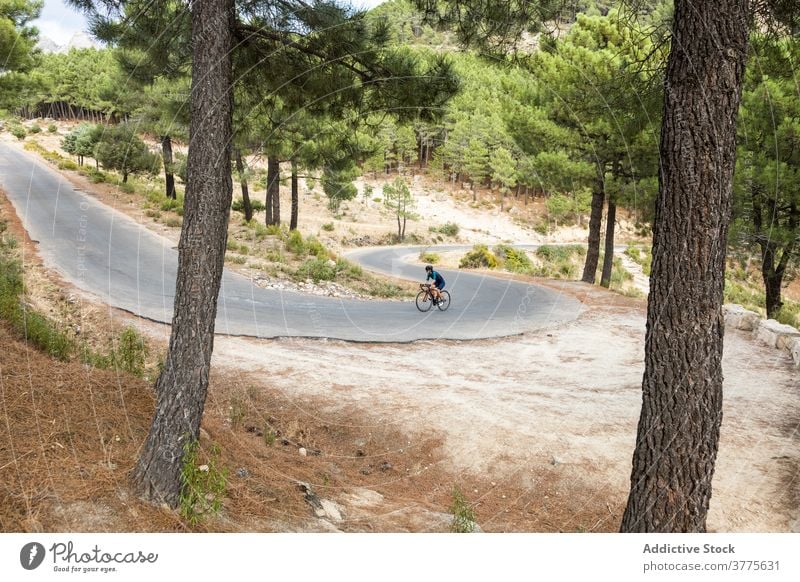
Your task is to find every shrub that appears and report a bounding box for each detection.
[775,303,800,329]
[47,124,58,133]
[321,222,335,231]
[624,245,652,275]
[536,244,585,262]
[28,124,41,134]
[86,169,109,183]
[533,245,586,280]
[449,486,477,533]
[112,327,148,377]
[179,440,227,525]
[304,236,328,259]
[231,198,266,214]
[494,245,533,273]
[160,197,183,212]
[370,282,404,298]
[164,216,182,228]
[419,251,440,264]
[286,230,306,255]
[57,160,79,171]
[459,244,498,269]
[298,258,337,281]
[253,223,269,240]
[11,125,26,140]
[0,243,72,360]
[430,222,459,237]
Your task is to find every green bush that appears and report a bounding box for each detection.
[253,223,269,240]
[0,240,72,360]
[533,245,586,280]
[29,124,41,134]
[47,124,58,134]
[419,251,440,264]
[298,258,337,281]
[429,222,459,236]
[160,197,183,212]
[180,440,227,526]
[535,244,585,262]
[304,236,328,259]
[57,160,79,171]
[624,245,652,275]
[231,198,266,214]
[17,309,73,360]
[366,280,404,298]
[449,486,477,533]
[775,303,800,328]
[86,169,109,183]
[494,245,533,273]
[321,222,335,231]
[10,125,26,140]
[459,244,498,269]
[342,261,363,277]
[112,327,148,377]
[286,230,306,255]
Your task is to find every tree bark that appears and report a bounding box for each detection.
[161,135,176,200]
[234,148,253,222]
[620,0,749,533]
[600,196,616,288]
[266,155,280,226]
[581,166,605,284]
[290,159,299,231]
[130,0,234,508]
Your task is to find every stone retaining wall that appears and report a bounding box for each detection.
[724,304,800,367]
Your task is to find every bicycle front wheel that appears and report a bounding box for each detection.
[437,290,451,311]
[416,290,433,312]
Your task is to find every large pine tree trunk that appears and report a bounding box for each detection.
[600,196,616,288]
[161,135,176,200]
[130,0,234,508]
[620,0,749,533]
[581,167,605,283]
[290,159,299,231]
[235,148,253,222]
[266,155,279,226]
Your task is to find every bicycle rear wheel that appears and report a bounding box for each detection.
[437,290,451,311]
[416,290,433,312]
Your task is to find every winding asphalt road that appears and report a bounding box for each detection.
[0,142,582,342]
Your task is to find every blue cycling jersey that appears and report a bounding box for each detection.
[427,270,445,288]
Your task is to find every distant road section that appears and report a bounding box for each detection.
[0,142,582,342]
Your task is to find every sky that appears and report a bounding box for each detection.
[34,0,389,45]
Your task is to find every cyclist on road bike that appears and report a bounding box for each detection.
[425,265,445,303]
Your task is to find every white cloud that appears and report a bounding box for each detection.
[35,19,79,46]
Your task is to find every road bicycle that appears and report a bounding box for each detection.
[416,283,450,312]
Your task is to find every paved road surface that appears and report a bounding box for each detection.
[0,142,582,341]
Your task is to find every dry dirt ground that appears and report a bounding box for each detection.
[2,124,799,532]
[209,283,800,533]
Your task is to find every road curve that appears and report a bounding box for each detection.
[0,142,582,342]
